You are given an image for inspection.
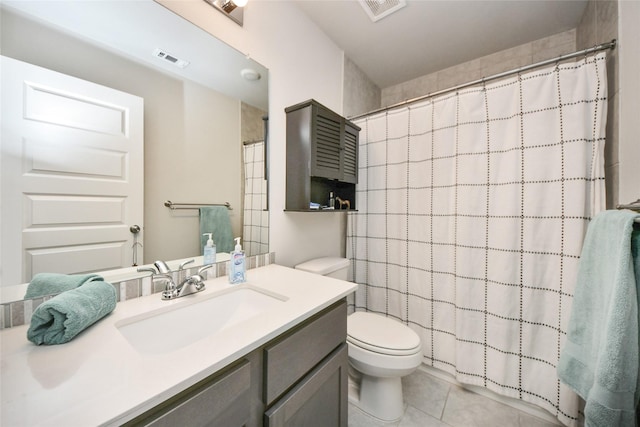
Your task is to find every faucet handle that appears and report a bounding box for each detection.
[137,266,158,275]
[153,260,171,274]
[198,264,214,275]
[179,259,195,270]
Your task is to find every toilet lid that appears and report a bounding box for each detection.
[347,312,421,356]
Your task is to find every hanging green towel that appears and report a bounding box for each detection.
[24,273,103,299]
[558,210,640,427]
[27,280,117,345]
[199,206,234,253]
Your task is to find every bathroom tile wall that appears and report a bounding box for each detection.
[576,0,619,208]
[343,56,382,118]
[342,29,576,120]
[380,29,577,107]
[378,0,619,207]
[0,252,276,330]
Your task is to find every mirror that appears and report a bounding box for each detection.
[0,0,269,302]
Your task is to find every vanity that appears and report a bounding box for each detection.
[0,264,357,426]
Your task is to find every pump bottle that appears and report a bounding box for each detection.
[228,237,246,284]
[203,233,216,265]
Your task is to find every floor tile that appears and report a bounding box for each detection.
[348,403,398,427]
[348,369,561,427]
[398,406,449,427]
[402,369,451,419]
[442,384,532,427]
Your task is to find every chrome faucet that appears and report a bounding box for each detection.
[176,264,213,298]
[137,260,209,300]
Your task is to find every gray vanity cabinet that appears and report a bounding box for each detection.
[263,300,348,426]
[264,344,348,427]
[123,300,348,427]
[285,99,360,211]
[123,359,251,427]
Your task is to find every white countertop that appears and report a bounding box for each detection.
[0,264,357,426]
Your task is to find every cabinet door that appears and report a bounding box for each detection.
[341,122,359,184]
[264,300,346,406]
[311,105,343,181]
[124,359,251,427]
[264,344,348,427]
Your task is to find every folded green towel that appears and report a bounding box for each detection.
[27,280,117,345]
[24,273,103,299]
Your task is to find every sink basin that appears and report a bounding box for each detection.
[116,285,287,354]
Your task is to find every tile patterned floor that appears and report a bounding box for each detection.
[348,369,561,427]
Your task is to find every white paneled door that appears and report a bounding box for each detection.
[1,56,144,287]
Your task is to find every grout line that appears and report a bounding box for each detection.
[440,383,454,423]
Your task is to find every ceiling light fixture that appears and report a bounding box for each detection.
[203,0,247,26]
[240,68,261,81]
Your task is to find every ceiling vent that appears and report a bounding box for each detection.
[358,0,406,22]
[152,48,190,69]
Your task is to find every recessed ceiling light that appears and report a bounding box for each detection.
[240,68,261,81]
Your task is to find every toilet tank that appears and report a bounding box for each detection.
[295,257,350,281]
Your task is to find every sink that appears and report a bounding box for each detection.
[116,285,287,354]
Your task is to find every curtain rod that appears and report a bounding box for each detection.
[349,39,617,121]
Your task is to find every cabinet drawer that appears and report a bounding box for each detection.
[263,300,347,406]
[264,343,348,427]
[124,359,251,427]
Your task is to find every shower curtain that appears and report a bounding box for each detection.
[242,140,269,257]
[347,52,607,425]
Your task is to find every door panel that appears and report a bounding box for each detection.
[1,56,143,287]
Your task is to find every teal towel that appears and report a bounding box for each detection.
[199,206,234,254]
[24,273,103,299]
[558,210,640,427]
[27,280,117,345]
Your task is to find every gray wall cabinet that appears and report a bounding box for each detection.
[285,99,359,211]
[125,299,348,427]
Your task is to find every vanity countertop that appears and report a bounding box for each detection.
[0,264,357,426]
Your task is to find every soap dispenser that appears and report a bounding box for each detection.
[228,237,246,284]
[203,233,216,265]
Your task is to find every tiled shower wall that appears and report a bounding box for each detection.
[576,0,619,208]
[0,252,276,330]
[380,29,577,106]
[344,0,619,207]
[343,29,577,117]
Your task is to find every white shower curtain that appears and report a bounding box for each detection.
[347,52,607,425]
[242,140,269,257]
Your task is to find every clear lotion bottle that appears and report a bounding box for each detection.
[229,237,246,284]
[203,233,216,265]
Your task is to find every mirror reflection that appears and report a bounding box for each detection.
[0,0,269,301]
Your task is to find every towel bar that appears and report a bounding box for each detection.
[616,199,640,223]
[164,200,232,210]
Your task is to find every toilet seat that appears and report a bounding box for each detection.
[347,312,421,356]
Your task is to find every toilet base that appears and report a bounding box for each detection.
[348,370,405,423]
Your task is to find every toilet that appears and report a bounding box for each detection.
[295,257,423,422]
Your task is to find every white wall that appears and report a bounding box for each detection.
[159,0,348,267]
